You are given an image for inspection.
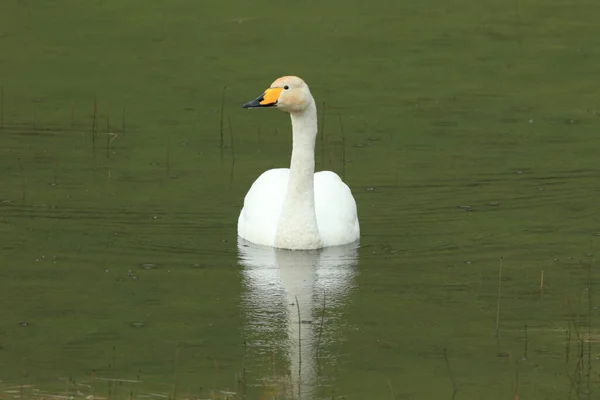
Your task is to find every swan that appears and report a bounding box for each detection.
[238,76,360,250]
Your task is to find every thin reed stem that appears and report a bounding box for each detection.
[32,100,37,131]
[16,157,26,203]
[106,115,110,159]
[514,360,520,400]
[92,96,97,152]
[295,295,302,400]
[166,130,171,177]
[515,0,523,50]
[523,324,528,360]
[315,292,326,371]
[338,113,346,180]
[0,85,4,129]
[228,116,235,186]
[495,257,504,345]
[587,262,592,390]
[220,86,227,148]
[387,379,397,400]
[238,342,247,397]
[444,348,458,393]
[172,344,180,400]
[566,329,571,364]
[121,103,127,135]
[92,370,96,399]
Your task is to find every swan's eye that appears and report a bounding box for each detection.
[284,85,289,90]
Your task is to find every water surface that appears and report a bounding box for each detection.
[1,0,599,398]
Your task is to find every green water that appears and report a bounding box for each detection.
[1,0,600,398]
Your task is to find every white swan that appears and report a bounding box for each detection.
[238,76,360,250]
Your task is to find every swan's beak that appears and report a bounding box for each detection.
[242,87,283,108]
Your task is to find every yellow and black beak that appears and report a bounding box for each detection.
[242,87,283,108]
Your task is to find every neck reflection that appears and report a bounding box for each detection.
[238,239,359,399]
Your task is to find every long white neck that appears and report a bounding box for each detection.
[275,100,322,250]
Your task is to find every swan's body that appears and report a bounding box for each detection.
[239,169,359,248]
[238,76,360,250]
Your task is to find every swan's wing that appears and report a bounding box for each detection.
[314,171,360,247]
[238,168,289,246]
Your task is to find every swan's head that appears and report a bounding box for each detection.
[242,76,313,113]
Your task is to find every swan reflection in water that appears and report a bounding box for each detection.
[238,238,359,399]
